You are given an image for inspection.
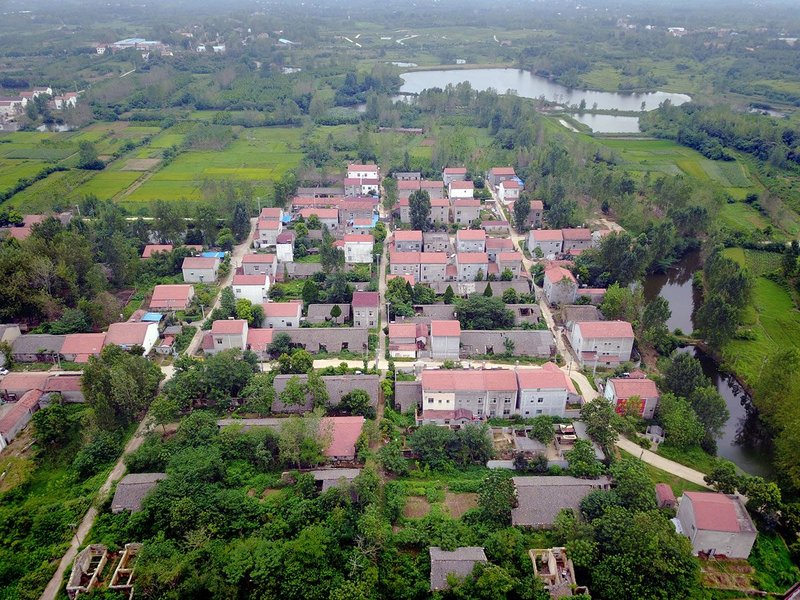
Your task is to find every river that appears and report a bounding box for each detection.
[398,68,691,111]
[643,252,771,476]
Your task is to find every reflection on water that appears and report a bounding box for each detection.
[570,113,642,134]
[643,250,701,334]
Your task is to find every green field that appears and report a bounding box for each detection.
[719,261,800,384]
[718,202,772,235]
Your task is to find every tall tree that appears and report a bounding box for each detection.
[512,196,530,232]
[408,190,431,231]
[230,201,250,242]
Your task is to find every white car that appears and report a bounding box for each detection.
[0,368,8,376]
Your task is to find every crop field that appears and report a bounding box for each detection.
[718,202,771,235]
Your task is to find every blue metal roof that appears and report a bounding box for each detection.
[141,312,164,322]
[201,251,226,258]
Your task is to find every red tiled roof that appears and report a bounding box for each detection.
[292,197,341,208]
[233,273,268,286]
[211,319,247,335]
[498,252,522,262]
[490,167,516,176]
[142,244,173,258]
[322,416,365,457]
[450,181,474,190]
[486,237,514,250]
[430,320,460,337]
[685,492,742,532]
[545,266,576,284]
[360,178,380,185]
[61,333,106,360]
[422,369,517,392]
[246,328,274,352]
[300,208,338,219]
[457,229,486,240]
[340,199,376,211]
[453,198,479,207]
[420,180,443,188]
[389,323,418,339]
[431,198,450,207]
[398,180,421,190]
[0,389,43,436]
[257,219,281,230]
[353,218,373,226]
[2,226,32,240]
[276,231,295,244]
[561,228,592,240]
[531,200,544,210]
[516,363,575,392]
[394,230,423,242]
[44,375,82,393]
[608,378,658,399]
[0,372,50,393]
[344,234,374,243]
[576,320,634,339]
[481,220,508,227]
[421,252,448,264]
[182,256,218,269]
[105,322,153,346]
[443,167,467,174]
[343,177,361,185]
[500,179,520,189]
[446,264,457,277]
[262,302,301,318]
[260,207,282,218]
[532,229,563,241]
[351,291,380,308]
[656,483,676,504]
[242,254,276,264]
[348,164,378,171]
[22,215,45,226]
[150,284,193,309]
[457,252,488,264]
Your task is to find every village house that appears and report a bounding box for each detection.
[397,179,420,201]
[452,198,481,225]
[306,303,351,325]
[394,230,423,253]
[61,333,106,363]
[260,207,284,220]
[570,321,635,367]
[104,322,159,355]
[347,163,379,180]
[388,323,428,358]
[677,492,757,559]
[10,334,65,363]
[497,252,524,278]
[429,198,451,224]
[323,416,366,461]
[395,171,421,181]
[481,220,509,235]
[299,207,339,229]
[390,251,421,280]
[423,231,453,254]
[497,179,521,202]
[455,252,489,282]
[561,228,594,253]
[486,237,515,262]
[232,273,270,304]
[0,389,43,450]
[351,291,380,328]
[528,200,544,229]
[295,186,344,198]
[339,199,376,224]
[459,330,554,359]
[429,319,461,360]
[442,167,467,187]
[111,473,167,513]
[421,368,518,419]
[262,302,302,328]
[343,234,374,264]
[271,374,380,413]
[242,253,278,278]
[656,483,677,509]
[448,180,474,200]
[276,231,295,263]
[42,374,84,403]
[456,229,486,253]
[517,363,577,417]
[141,244,173,259]
[605,375,660,419]
[421,180,445,200]
[488,166,517,188]
[255,219,282,247]
[0,324,21,364]
[543,266,578,305]
[204,320,248,354]
[528,229,563,257]
[429,547,488,592]
[181,256,219,283]
[512,476,612,528]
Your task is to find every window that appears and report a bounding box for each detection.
[536,410,542,415]
[216,338,223,345]
[538,397,544,403]
[503,409,511,415]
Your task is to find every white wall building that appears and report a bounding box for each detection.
[344,234,374,264]
[570,321,635,367]
[232,273,271,305]
[516,363,575,417]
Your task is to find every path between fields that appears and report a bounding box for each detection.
[616,436,710,488]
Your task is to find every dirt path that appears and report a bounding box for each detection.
[616,436,710,488]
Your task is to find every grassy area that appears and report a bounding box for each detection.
[718,202,771,235]
[748,533,800,593]
[619,449,707,496]
[656,444,719,474]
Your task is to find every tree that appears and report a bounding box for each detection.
[443,285,455,304]
[503,337,515,357]
[289,349,314,374]
[152,200,185,243]
[77,141,104,170]
[663,352,708,399]
[241,373,275,416]
[305,370,329,408]
[455,296,514,330]
[339,389,374,418]
[530,416,555,445]
[657,393,704,450]
[579,397,618,451]
[278,410,329,469]
[31,398,72,447]
[704,459,742,494]
[329,304,342,320]
[565,439,605,478]
[689,386,729,440]
[409,425,453,469]
[302,280,319,305]
[268,332,292,357]
[216,227,235,251]
[500,268,514,281]
[513,196,530,232]
[609,458,656,512]
[409,189,431,231]
[483,282,493,297]
[501,288,518,304]
[377,440,408,475]
[479,472,517,524]
[320,226,343,273]
[412,283,435,305]
[600,283,643,324]
[149,395,180,433]
[382,177,397,212]
[280,376,308,407]
[696,293,738,347]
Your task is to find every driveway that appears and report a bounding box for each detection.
[616,436,710,488]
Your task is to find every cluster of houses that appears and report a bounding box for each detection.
[528,227,604,259]
[93,38,174,58]
[0,86,79,130]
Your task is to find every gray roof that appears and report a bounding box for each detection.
[296,186,344,196]
[308,468,361,491]
[399,304,456,325]
[507,304,542,325]
[512,476,612,527]
[163,325,182,335]
[111,473,167,513]
[561,305,602,327]
[513,436,546,452]
[284,262,323,277]
[11,334,65,356]
[218,418,283,431]
[272,374,380,413]
[306,303,351,324]
[394,380,422,413]
[428,280,530,296]
[459,330,554,358]
[429,547,488,591]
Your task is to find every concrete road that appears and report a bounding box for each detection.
[616,436,710,488]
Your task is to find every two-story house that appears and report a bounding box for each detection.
[182,256,220,283]
[242,254,278,278]
[452,198,480,225]
[421,369,518,419]
[262,302,302,328]
[543,266,578,305]
[394,230,423,253]
[232,273,270,305]
[352,291,380,328]
[344,234,374,264]
[528,229,563,257]
[456,229,486,253]
[455,252,489,282]
[605,375,660,419]
[429,320,461,360]
[516,362,576,417]
[205,319,248,354]
[442,167,467,187]
[570,321,635,367]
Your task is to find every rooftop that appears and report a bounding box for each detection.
[111,473,167,513]
[262,302,302,317]
[394,230,423,242]
[457,252,489,264]
[104,322,153,346]
[61,333,106,358]
[141,244,173,258]
[429,547,488,591]
[608,377,659,399]
[544,266,576,285]
[422,369,518,392]
[344,234,374,243]
[516,362,575,392]
[430,320,461,337]
[242,253,276,264]
[182,256,219,269]
[490,167,516,176]
[453,198,480,207]
[576,320,634,339]
[512,476,612,527]
[684,492,756,533]
[450,181,474,190]
[457,229,486,241]
[233,273,269,286]
[532,229,564,241]
[324,416,365,458]
[299,207,338,219]
[351,291,380,308]
[561,228,593,240]
[211,319,248,335]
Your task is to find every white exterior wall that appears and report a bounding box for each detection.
[423,391,455,412]
[543,276,577,305]
[498,183,520,202]
[243,259,277,277]
[528,232,563,256]
[276,242,294,263]
[233,283,269,305]
[140,323,159,355]
[448,185,473,199]
[257,228,280,247]
[457,262,487,282]
[519,387,567,417]
[677,498,756,559]
[345,241,373,264]
[419,263,447,283]
[456,239,486,253]
[570,326,634,366]
[430,335,460,360]
[263,313,301,328]
[353,306,378,328]
[390,262,421,280]
[453,206,480,225]
[210,331,247,353]
[182,266,218,283]
[349,168,379,180]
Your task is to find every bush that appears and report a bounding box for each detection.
[72,432,122,479]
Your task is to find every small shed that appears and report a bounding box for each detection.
[656,483,677,510]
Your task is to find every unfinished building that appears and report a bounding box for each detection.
[529,547,589,598]
[66,544,108,599]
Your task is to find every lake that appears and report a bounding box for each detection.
[570,113,643,134]
[644,251,772,476]
[399,68,691,111]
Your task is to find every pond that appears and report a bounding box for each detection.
[570,113,643,134]
[644,251,772,476]
[398,68,691,111]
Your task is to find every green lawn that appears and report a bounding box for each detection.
[718,202,771,235]
[656,444,719,474]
